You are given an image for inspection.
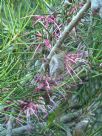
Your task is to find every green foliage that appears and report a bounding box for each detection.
[0,0,38,102]
[0,0,102,136]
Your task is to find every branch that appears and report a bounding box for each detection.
[47,0,91,60]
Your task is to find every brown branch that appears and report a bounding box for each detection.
[47,0,91,60]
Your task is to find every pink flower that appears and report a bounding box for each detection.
[34,15,45,20]
[18,100,47,121]
[44,39,52,49]
[47,16,55,23]
[64,52,85,81]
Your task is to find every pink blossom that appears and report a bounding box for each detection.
[64,52,85,81]
[34,15,45,20]
[44,39,52,49]
[18,100,47,121]
[47,16,55,23]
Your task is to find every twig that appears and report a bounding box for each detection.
[47,0,91,60]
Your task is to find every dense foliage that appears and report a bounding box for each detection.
[0,0,102,136]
